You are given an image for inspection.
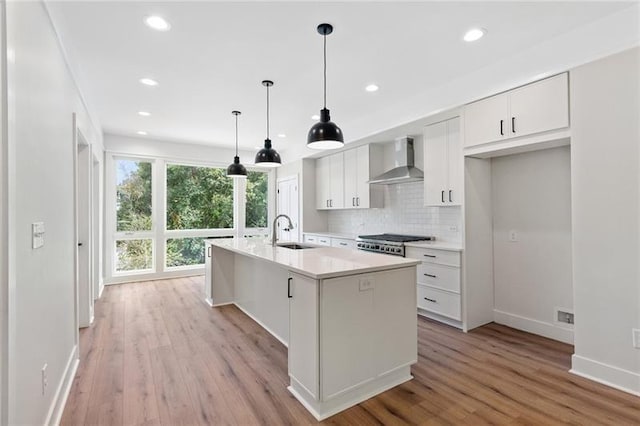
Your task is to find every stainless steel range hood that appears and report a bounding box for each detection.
[368,137,423,185]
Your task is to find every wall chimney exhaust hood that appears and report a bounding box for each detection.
[368,137,423,185]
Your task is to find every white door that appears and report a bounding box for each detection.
[75,127,93,328]
[446,117,462,205]
[343,148,358,208]
[509,73,569,139]
[315,156,330,209]
[424,120,448,206]
[355,145,370,208]
[277,175,299,242]
[463,92,508,147]
[329,152,344,209]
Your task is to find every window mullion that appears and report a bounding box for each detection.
[157,159,166,273]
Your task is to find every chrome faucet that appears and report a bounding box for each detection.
[272,214,294,246]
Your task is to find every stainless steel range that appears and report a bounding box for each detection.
[356,234,435,257]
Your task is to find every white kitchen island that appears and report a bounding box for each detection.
[204,238,419,420]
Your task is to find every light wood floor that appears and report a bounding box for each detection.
[61,276,640,425]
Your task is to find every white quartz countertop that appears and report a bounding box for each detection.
[206,238,419,279]
[403,241,463,252]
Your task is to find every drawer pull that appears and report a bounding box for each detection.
[339,242,347,246]
[424,273,437,278]
[423,254,436,258]
[424,297,437,303]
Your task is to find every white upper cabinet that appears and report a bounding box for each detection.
[424,117,462,206]
[315,152,344,209]
[464,73,569,148]
[316,145,382,210]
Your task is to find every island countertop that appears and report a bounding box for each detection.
[206,237,419,279]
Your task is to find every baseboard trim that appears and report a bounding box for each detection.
[494,309,573,344]
[570,355,640,397]
[44,344,79,426]
[105,270,204,285]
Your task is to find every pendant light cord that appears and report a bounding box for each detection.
[234,113,239,156]
[323,32,327,109]
[266,84,270,139]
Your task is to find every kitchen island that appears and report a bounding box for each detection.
[204,238,419,420]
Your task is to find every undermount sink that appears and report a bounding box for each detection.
[276,243,317,250]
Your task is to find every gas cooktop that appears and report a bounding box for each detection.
[356,234,435,256]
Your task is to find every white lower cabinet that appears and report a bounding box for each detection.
[288,267,417,419]
[406,246,462,326]
[303,233,355,248]
[330,237,356,249]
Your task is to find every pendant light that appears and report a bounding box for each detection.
[226,111,247,178]
[307,23,344,150]
[254,80,282,167]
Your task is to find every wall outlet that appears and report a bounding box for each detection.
[633,329,640,349]
[359,279,373,291]
[41,363,48,395]
[508,230,518,242]
[556,309,574,325]
[448,225,458,232]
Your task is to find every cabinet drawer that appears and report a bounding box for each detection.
[417,263,460,293]
[331,238,356,249]
[417,285,461,320]
[406,247,460,267]
[303,234,318,244]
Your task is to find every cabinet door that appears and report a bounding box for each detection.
[424,121,448,206]
[343,148,358,208]
[288,273,319,399]
[355,145,370,208]
[446,117,462,205]
[464,92,508,147]
[509,73,569,139]
[315,156,330,209]
[329,153,344,209]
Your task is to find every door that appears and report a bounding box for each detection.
[424,120,448,206]
[355,145,370,208]
[75,125,93,328]
[464,92,508,147]
[343,148,358,208]
[288,273,318,399]
[329,153,344,209]
[277,176,300,242]
[509,73,569,139]
[446,117,462,205]
[315,156,330,209]
[92,154,101,300]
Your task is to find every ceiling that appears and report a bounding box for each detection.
[46,1,638,156]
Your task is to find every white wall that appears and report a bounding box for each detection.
[5,1,103,424]
[569,47,640,395]
[491,146,573,343]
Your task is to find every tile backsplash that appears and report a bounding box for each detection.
[327,182,462,243]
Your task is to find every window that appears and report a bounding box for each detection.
[114,159,154,273]
[246,171,268,228]
[166,164,233,230]
[166,237,205,268]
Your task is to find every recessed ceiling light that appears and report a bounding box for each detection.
[463,28,486,42]
[311,114,320,120]
[145,15,171,31]
[139,78,158,86]
[365,84,379,92]
[277,133,287,138]
[136,131,148,136]
[138,111,151,117]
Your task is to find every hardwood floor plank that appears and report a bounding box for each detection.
[60,276,640,426]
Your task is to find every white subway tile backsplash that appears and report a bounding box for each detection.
[327,182,462,244]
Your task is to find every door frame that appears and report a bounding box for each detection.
[73,113,93,331]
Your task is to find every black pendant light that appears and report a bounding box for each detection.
[254,80,282,167]
[226,110,247,178]
[307,23,344,150]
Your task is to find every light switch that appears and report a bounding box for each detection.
[32,222,45,249]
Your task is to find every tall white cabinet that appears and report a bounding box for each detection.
[423,117,462,206]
